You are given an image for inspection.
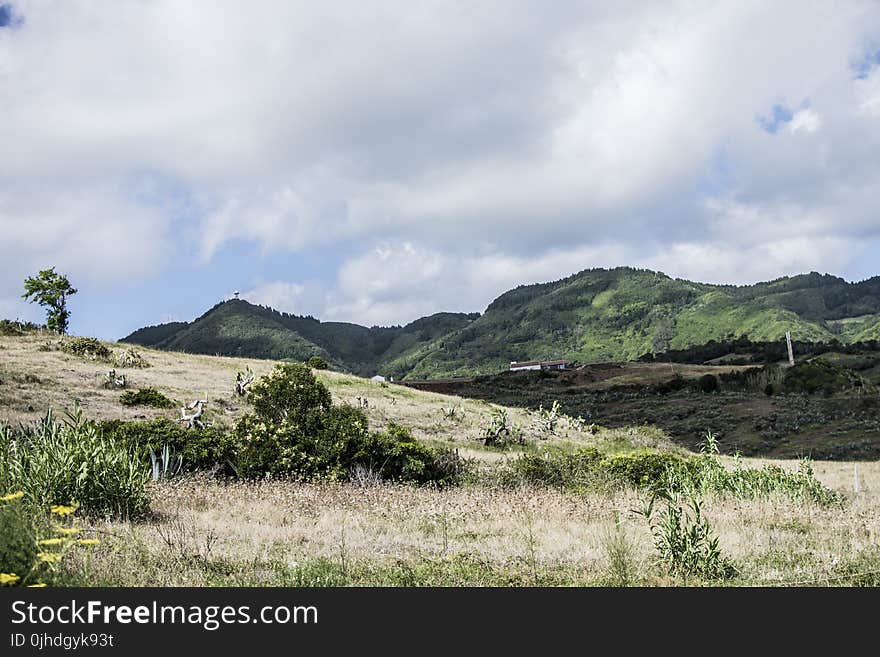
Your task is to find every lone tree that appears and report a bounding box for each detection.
[22,267,77,334]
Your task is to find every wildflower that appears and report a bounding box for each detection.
[0,573,20,586]
[55,526,80,536]
[0,491,25,502]
[38,538,64,547]
[37,552,62,564]
[50,504,78,517]
[76,539,100,546]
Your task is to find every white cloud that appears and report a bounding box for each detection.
[787,108,822,134]
[242,280,328,318]
[856,67,880,114]
[0,182,173,329]
[3,1,880,328]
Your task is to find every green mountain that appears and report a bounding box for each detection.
[121,267,880,379]
[122,300,479,377]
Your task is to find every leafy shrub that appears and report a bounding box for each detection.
[0,495,99,587]
[651,375,688,395]
[307,356,329,370]
[247,363,331,427]
[59,336,111,360]
[0,319,43,336]
[359,424,468,485]
[98,419,237,476]
[781,361,869,396]
[510,448,605,490]
[235,364,466,484]
[236,409,465,484]
[510,447,695,492]
[698,374,719,393]
[1,407,150,519]
[508,433,841,506]
[637,487,735,581]
[119,387,175,408]
[691,451,842,506]
[0,493,36,584]
[602,451,697,490]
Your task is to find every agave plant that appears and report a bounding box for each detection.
[148,444,183,481]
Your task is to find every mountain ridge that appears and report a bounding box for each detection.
[122,267,880,379]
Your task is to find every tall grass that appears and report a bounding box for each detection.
[505,432,842,507]
[684,433,843,506]
[0,405,150,519]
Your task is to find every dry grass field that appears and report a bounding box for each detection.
[3,333,880,586]
[63,462,880,587]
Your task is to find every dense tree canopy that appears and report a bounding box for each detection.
[22,267,77,334]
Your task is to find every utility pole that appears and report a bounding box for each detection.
[785,331,795,366]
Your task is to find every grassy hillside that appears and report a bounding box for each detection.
[396,269,880,378]
[3,332,880,587]
[124,301,479,377]
[122,268,880,379]
[0,333,553,455]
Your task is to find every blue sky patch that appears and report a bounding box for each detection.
[0,3,23,29]
[756,104,794,134]
[852,48,880,79]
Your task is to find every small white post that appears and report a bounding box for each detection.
[785,331,795,366]
[854,464,860,494]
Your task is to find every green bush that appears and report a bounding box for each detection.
[692,452,842,506]
[511,448,604,490]
[234,364,466,484]
[781,361,868,396]
[0,495,100,587]
[698,374,719,393]
[510,447,694,492]
[637,487,735,581]
[602,451,697,489]
[0,407,150,519]
[59,336,111,360]
[356,423,467,485]
[508,437,841,506]
[307,356,330,370]
[247,363,331,428]
[0,495,36,583]
[0,319,43,336]
[651,375,688,395]
[97,419,237,476]
[119,387,175,409]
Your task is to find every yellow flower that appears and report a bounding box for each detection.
[50,504,78,517]
[55,526,80,536]
[76,538,100,546]
[37,552,62,564]
[0,491,25,502]
[38,538,64,547]
[0,573,20,585]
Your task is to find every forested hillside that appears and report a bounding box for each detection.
[123,268,880,379]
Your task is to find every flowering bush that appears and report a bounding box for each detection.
[0,495,99,587]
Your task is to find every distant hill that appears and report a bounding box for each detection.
[122,300,479,377]
[121,267,880,379]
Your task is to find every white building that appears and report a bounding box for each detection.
[509,360,570,372]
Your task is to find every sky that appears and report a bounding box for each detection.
[2,1,880,339]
